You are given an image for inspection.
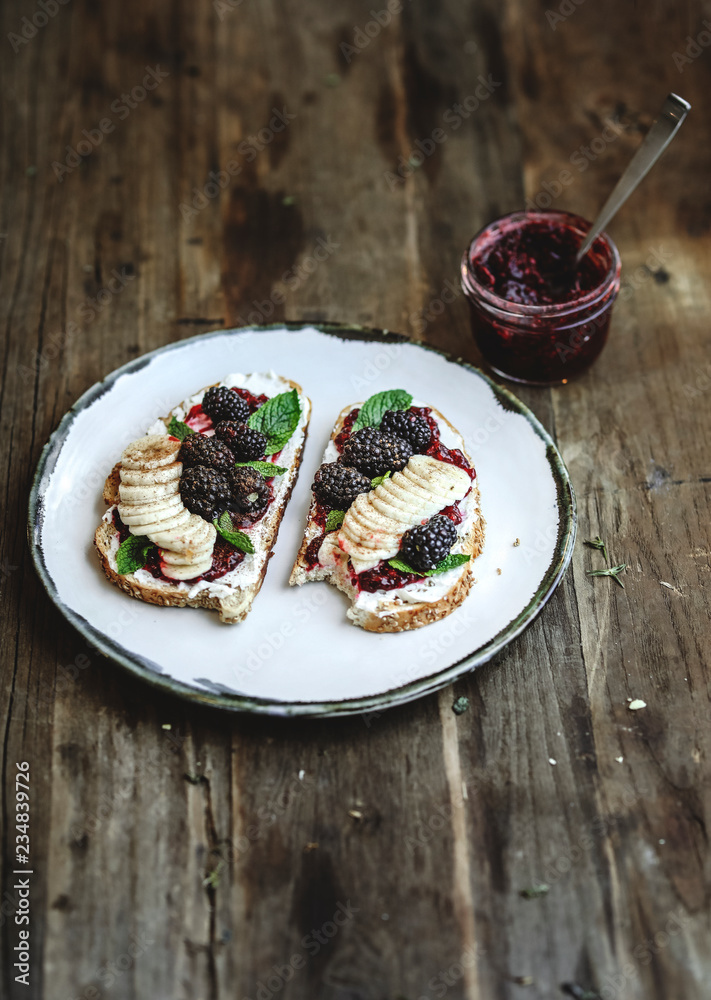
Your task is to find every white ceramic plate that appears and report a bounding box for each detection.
[29,324,576,716]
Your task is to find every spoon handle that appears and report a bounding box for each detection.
[576,93,691,264]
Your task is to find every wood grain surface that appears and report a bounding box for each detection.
[1,1,710,998]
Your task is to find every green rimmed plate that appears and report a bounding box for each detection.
[28,324,576,716]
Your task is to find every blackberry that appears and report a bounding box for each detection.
[179,434,235,470]
[399,515,457,572]
[229,467,269,514]
[381,409,431,452]
[340,427,412,478]
[180,466,232,522]
[312,462,371,510]
[201,386,250,424]
[214,421,267,461]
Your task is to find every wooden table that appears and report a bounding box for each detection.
[2,1,709,997]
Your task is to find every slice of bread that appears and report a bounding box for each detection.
[289,400,485,632]
[95,373,311,624]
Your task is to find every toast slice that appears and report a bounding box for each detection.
[289,390,485,632]
[95,372,311,624]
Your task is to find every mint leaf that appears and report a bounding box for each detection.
[214,512,255,554]
[371,471,391,488]
[116,534,155,575]
[434,553,471,574]
[387,552,471,577]
[387,557,421,574]
[352,389,413,433]
[167,416,195,441]
[248,389,301,455]
[325,509,345,531]
[234,461,287,477]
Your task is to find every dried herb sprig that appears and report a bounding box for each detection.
[520,883,549,899]
[203,860,225,889]
[587,563,627,589]
[584,536,608,564]
[562,985,602,1000]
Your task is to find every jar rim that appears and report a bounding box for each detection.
[461,210,621,317]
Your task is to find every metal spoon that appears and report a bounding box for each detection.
[576,93,691,264]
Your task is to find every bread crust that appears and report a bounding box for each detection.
[103,463,121,505]
[289,402,485,633]
[95,377,310,624]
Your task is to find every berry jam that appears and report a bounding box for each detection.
[232,386,268,412]
[462,211,620,384]
[440,502,463,525]
[112,508,130,541]
[357,563,425,593]
[200,538,245,581]
[304,504,341,568]
[312,501,330,531]
[410,407,474,479]
[305,532,326,570]
[334,409,360,453]
[470,218,608,306]
[185,404,213,434]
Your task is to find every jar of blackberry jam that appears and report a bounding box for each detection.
[461,210,621,384]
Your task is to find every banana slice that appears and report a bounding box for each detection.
[408,454,471,493]
[118,495,183,523]
[119,462,182,487]
[400,465,466,502]
[119,480,180,503]
[121,435,181,471]
[161,555,214,581]
[390,472,439,506]
[150,516,215,554]
[343,502,402,547]
[339,533,394,558]
[367,493,417,524]
[345,511,398,541]
[340,545,385,573]
[400,466,452,498]
[351,493,396,526]
[317,532,344,568]
[378,478,423,514]
[128,508,191,537]
[341,531,396,553]
[160,543,216,566]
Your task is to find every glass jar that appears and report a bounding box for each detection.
[460,210,621,385]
